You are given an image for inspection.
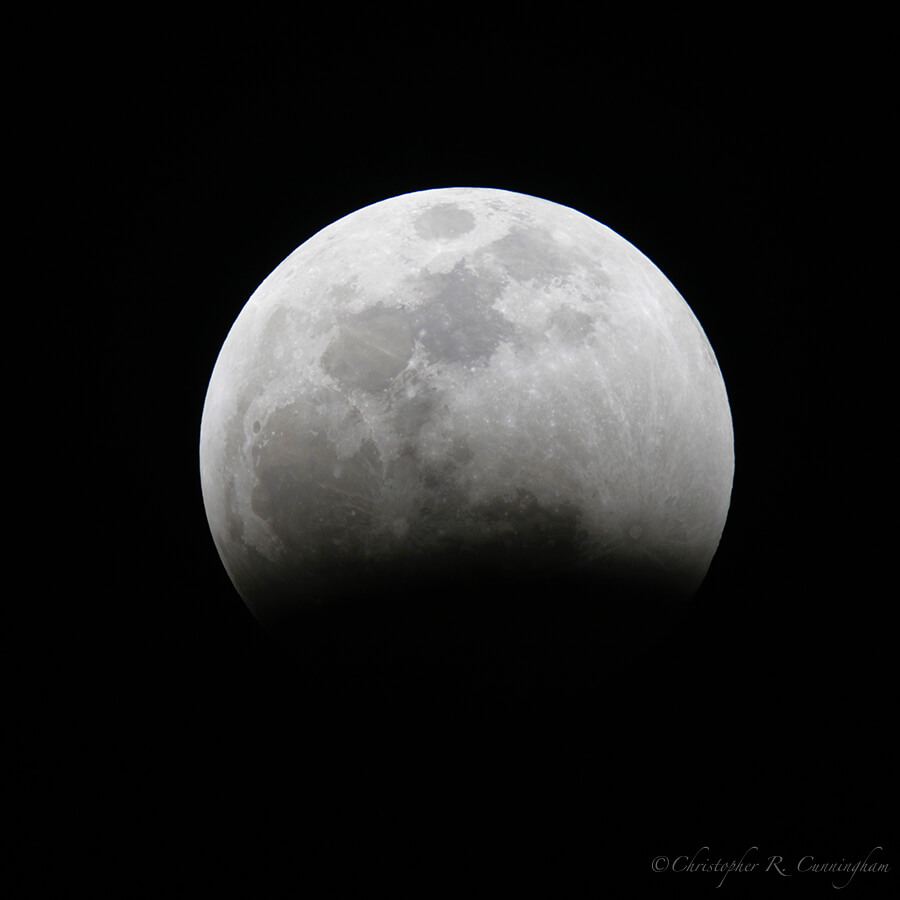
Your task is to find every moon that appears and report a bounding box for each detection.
[200,187,733,677]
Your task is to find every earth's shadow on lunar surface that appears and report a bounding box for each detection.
[255,543,692,695]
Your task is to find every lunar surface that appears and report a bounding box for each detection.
[200,188,733,676]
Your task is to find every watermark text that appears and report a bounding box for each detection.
[651,846,890,889]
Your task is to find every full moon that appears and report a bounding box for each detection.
[200,188,733,676]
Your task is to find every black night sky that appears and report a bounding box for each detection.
[27,13,892,896]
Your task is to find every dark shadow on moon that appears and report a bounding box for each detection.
[238,426,700,695]
[250,541,693,694]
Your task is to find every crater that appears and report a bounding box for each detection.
[414,203,476,240]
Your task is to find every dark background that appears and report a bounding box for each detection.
[25,13,891,897]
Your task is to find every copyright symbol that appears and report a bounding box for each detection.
[652,856,669,873]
